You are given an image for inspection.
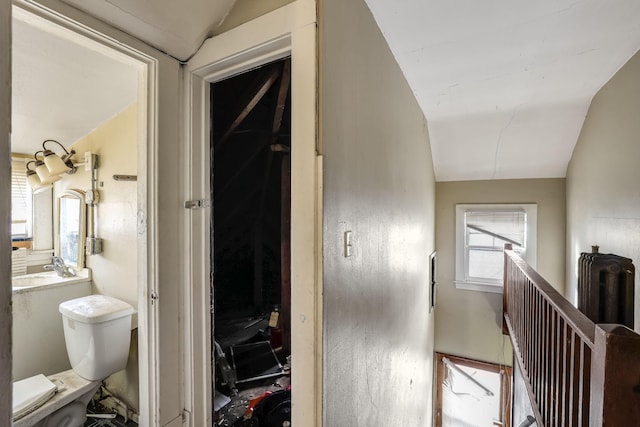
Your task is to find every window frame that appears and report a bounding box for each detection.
[11,157,32,240]
[455,203,537,293]
[435,352,512,427]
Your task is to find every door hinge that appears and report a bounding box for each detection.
[150,291,158,304]
[184,199,211,209]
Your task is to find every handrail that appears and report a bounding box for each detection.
[503,244,640,427]
[503,250,595,346]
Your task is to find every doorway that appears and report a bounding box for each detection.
[210,58,292,426]
[10,1,159,424]
[435,353,512,427]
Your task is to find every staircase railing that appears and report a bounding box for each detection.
[502,244,640,426]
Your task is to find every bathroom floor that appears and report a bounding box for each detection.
[84,404,137,427]
[84,415,137,427]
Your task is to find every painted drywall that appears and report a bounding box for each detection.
[321,1,436,425]
[435,179,566,365]
[1,0,12,421]
[56,103,139,413]
[566,49,640,331]
[214,0,295,35]
[12,280,91,380]
[61,103,138,307]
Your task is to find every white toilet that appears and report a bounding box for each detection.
[12,295,134,427]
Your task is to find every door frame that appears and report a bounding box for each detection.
[10,1,169,424]
[435,352,513,427]
[183,1,322,425]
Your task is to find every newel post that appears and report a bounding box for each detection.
[502,243,513,335]
[589,324,640,426]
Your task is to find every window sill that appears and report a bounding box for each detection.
[454,280,503,294]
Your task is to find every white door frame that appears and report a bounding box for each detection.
[11,1,167,424]
[183,1,322,425]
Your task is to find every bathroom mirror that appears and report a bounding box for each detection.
[56,190,86,269]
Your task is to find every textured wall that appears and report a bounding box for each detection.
[435,179,566,365]
[214,0,296,35]
[321,0,436,425]
[61,103,138,308]
[566,50,640,331]
[0,0,11,421]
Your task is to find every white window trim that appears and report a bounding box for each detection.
[455,203,537,294]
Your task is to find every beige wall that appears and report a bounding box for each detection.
[59,103,139,413]
[321,0,436,425]
[566,50,640,331]
[214,0,295,35]
[435,179,566,365]
[61,103,138,307]
[1,0,11,421]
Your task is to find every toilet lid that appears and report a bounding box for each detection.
[13,374,57,421]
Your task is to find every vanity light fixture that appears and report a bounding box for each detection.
[26,161,50,193]
[26,139,98,192]
[41,139,77,176]
[34,151,62,184]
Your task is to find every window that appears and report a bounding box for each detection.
[455,204,537,293]
[11,158,32,239]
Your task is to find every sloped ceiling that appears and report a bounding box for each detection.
[60,0,237,61]
[14,0,640,181]
[364,0,640,181]
[12,7,138,155]
[11,0,237,155]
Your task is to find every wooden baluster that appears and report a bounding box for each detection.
[503,243,512,335]
[580,343,591,426]
[562,322,570,427]
[570,332,580,427]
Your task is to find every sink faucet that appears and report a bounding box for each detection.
[43,256,76,277]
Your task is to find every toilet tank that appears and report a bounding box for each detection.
[59,295,134,381]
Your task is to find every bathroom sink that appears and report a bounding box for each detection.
[12,269,91,290]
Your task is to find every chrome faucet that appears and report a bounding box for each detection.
[43,256,76,277]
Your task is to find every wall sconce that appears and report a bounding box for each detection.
[26,160,51,194]
[26,139,97,192]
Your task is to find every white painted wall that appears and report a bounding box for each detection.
[214,0,295,34]
[1,0,12,421]
[320,1,436,425]
[12,280,92,380]
[435,179,566,365]
[566,50,640,331]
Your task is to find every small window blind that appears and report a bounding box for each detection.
[11,158,32,238]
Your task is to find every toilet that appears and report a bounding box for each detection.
[12,295,134,427]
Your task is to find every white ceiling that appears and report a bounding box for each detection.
[11,0,237,156]
[12,1,640,181]
[59,0,237,61]
[364,0,640,181]
[12,8,138,155]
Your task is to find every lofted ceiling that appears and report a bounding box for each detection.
[11,0,237,156]
[12,1,640,181]
[364,0,640,181]
[11,7,138,155]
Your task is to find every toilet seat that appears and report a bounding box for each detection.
[13,374,57,421]
[13,370,101,427]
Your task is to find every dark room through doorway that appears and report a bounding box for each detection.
[210,57,292,426]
